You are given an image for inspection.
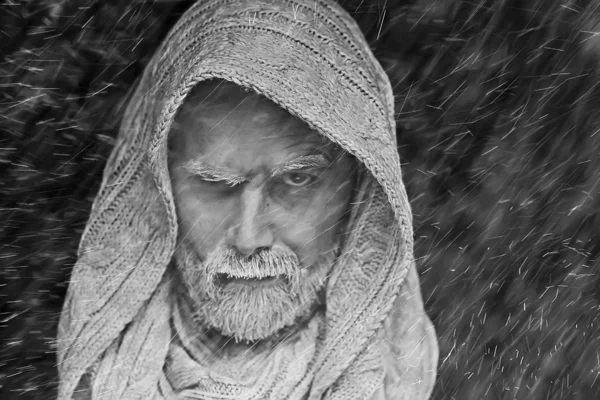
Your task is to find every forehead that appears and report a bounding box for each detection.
[168,81,337,159]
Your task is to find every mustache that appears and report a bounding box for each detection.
[203,246,302,295]
[205,246,300,279]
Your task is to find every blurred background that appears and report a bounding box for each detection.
[1,0,600,399]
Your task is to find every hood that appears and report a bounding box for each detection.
[57,1,419,399]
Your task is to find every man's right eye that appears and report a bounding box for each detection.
[201,178,229,186]
[197,177,238,189]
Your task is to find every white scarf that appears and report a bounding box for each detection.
[57,1,438,399]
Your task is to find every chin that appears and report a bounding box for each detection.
[174,241,336,343]
[194,281,323,343]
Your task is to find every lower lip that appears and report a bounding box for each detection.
[224,276,283,289]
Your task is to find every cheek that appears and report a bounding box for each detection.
[278,186,352,265]
[172,178,231,257]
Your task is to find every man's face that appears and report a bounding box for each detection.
[168,83,357,342]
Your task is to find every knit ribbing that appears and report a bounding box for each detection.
[57,1,437,399]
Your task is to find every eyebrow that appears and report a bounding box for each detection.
[181,160,246,186]
[181,154,331,185]
[270,155,330,176]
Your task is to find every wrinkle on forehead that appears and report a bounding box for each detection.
[251,112,275,125]
[168,80,342,162]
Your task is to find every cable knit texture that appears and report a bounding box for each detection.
[56,0,438,399]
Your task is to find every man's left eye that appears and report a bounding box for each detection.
[282,173,315,187]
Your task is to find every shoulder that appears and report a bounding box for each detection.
[376,263,439,400]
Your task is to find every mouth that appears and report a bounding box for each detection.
[216,273,287,287]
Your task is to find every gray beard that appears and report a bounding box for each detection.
[172,242,338,343]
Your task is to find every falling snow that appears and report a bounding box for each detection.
[1,0,600,399]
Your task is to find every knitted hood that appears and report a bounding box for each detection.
[57,0,438,399]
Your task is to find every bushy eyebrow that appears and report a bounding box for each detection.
[181,154,330,185]
[181,161,247,186]
[270,155,330,176]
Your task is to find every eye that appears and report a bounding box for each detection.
[196,176,238,190]
[282,172,315,187]
[205,179,230,187]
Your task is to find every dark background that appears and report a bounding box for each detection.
[2,0,600,399]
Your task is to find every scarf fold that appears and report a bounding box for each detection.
[164,292,325,399]
[57,1,438,399]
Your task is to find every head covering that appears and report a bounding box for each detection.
[56,0,438,399]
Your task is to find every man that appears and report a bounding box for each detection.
[56,0,438,399]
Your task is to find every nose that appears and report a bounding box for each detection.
[227,186,274,257]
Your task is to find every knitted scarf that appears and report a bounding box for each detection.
[56,0,438,399]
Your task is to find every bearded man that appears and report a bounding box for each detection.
[56,0,439,399]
